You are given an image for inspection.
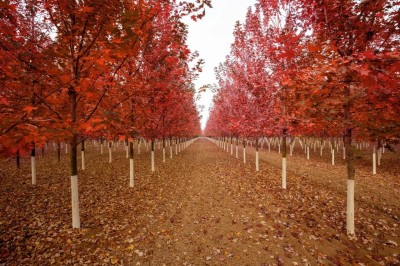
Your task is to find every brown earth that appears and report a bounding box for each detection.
[0,138,399,265]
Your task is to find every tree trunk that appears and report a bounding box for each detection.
[108,141,112,163]
[230,137,233,155]
[170,137,173,159]
[151,139,155,172]
[31,143,36,185]
[69,87,80,229]
[331,138,335,165]
[129,140,134,187]
[255,138,259,171]
[163,138,166,163]
[16,149,20,169]
[125,139,129,158]
[282,129,287,189]
[344,85,355,235]
[243,140,246,164]
[57,142,61,161]
[236,138,239,159]
[373,144,376,175]
[81,139,85,170]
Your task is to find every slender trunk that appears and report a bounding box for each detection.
[343,146,346,160]
[125,139,129,159]
[151,140,155,172]
[236,138,239,159]
[344,85,355,235]
[170,137,173,159]
[320,140,323,156]
[16,149,20,169]
[108,141,112,163]
[81,139,85,170]
[243,140,246,164]
[373,144,376,175]
[57,142,61,161]
[163,138,166,163]
[331,139,335,165]
[255,138,259,171]
[377,140,382,166]
[69,87,80,229]
[282,128,287,189]
[31,143,36,185]
[129,140,134,187]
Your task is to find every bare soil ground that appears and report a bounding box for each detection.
[0,138,399,265]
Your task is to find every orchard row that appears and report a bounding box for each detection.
[0,1,211,228]
[205,0,399,236]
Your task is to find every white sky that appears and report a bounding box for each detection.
[183,0,257,130]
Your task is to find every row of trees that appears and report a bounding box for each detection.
[205,0,399,235]
[1,0,209,228]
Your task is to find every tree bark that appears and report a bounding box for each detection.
[344,84,355,235]
[57,142,61,161]
[255,138,259,171]
[151,139,155,172]
[16,149,20,169]
[129,139,134,187]
[31,143,36,185]
[243,139,246,164]
[163,138,166,163]
[81,139,85,170]
[69,87,80,229]
[282,129,287,189]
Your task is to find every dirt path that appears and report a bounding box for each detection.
[1,138,399,265]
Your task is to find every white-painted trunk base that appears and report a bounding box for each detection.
[373,152,376,175]
[346,179,355,235]
[256,151,259,171]
[129,159,134,187]
[331,149,335,165]
[81,151,85,170]
[236,145,238,159]
[109,148,112,163]
[243,148,246,164]
[71,175,80,228]
[151,151,155,172]
[282,157,287,189]
[163,148,166,163]
[170,146,173,159]
[31,156,37,185]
